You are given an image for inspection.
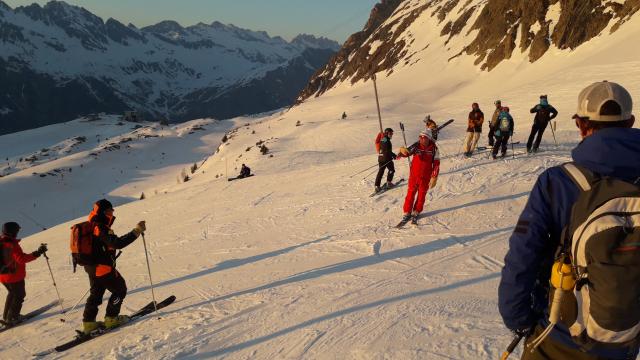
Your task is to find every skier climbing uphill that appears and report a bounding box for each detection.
[79,199,146,334]
[397,130,440,226]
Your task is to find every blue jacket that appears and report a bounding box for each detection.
[499,127,640,358]
[494,112,514,137]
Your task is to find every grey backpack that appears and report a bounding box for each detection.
[561,163,640,346]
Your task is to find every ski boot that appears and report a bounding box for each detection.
[82,321,104,335]
[385,181,394,189]
[500,152,507,158]
[104,315,130,330]
[492,153,497,160]
[411,212,419,225]
[375,185,382,193]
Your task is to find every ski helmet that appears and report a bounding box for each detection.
[419,129,434,141]
[472,102,479,109]
[384,127,394,134]
[494,100,502,105]
[2,222,20,237]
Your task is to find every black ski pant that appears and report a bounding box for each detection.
[83,267,127,322]
[2,280,26,323]
[492,134,511,157]
[488,126,495,146]
[527,121,548,151]
[375,160,395,187]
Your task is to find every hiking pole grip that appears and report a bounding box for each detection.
[141,233,159,314]
[501,334,524,360]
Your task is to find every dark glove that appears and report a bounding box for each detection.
[32,243,48,257]
[392,153,397,160]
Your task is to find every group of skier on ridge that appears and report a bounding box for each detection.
[373,94,559,225]
[463,95,558,159]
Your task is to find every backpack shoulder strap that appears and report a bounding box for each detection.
[561,162,597,191]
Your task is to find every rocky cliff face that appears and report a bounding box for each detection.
[298,0,640,102]
[0,1,340,134]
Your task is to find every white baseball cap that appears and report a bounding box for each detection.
[575,81,633,122]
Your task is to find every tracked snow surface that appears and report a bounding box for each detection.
[2,4,640,360]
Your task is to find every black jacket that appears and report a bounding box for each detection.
[90,215,138,268]
[378,135,396,163]
[530,104,558,125]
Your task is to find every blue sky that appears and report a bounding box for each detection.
[3,0,379,42]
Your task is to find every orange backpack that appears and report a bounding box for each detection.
[375,132,383,153]
[70,221,94,271]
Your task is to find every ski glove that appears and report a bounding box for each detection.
[513,326,535,338]
[132,221,146,236]
[32,243,48,257]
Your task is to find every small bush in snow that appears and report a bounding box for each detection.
[221,134,228,143]
[296,120,301,126]
[260,145,269,155]
[140,192,145,200]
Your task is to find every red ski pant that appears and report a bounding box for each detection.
[403,176,431,214]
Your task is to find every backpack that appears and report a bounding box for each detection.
[0,240,14,274]
[560,163,640,346]
[70,221,95,272]
[499,116,511,133]
[375,132,383,153]
[537,106,551,124]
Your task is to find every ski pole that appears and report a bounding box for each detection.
[141,233,159,314]
[362,159,393,181]
[349,162,380,178]
[399,122,411,168]
[550,121,558,147]
[66,288,90,316]
[501,334,525,360]
[42,249,66,317]
[511,137,515,159]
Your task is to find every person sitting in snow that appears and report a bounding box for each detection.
[239,164,251,178]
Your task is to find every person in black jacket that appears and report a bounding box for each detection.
[82,199,145,334]
[527,95,558,153]
[374,128,397,192]
[239,164,251,178]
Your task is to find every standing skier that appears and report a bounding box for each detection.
[374,128,397,193]
[499,81,639,359]
[527,95,558,153]
[463,103,484,156]
[492,106,514,159]
[397,130,440,224]
[0,222,47,326]
[489,100,502,146]
[81,199,146,334]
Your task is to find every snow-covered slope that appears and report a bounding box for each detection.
[0,1,339,134]
[1,1,640,360]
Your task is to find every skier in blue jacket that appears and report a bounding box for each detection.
[499,81,640,359]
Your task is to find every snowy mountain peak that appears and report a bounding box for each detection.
[291,34,341,51]
[298,0,640,101]
[0,2,339,135]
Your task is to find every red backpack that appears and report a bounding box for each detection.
[70,221,94,271]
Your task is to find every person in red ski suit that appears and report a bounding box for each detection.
[0,222,47,326]
[397,130,441,222]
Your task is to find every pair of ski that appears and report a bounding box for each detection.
[0,300,61,333]
[34,295,176,356]
[370,178,405,197]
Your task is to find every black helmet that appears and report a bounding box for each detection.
[2,222,21,237]
[384,128,394,134]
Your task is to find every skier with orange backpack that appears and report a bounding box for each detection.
[73,199,145,334]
